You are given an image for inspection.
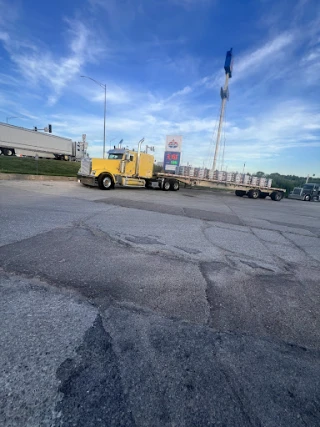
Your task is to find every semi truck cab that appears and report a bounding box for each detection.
[289,183,320,201]
[78,147,155,190]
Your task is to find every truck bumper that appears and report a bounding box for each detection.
[77,174,98,187]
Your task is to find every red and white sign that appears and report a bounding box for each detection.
[165,135,182,153]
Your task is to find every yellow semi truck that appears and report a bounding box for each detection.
[77,140,180,191]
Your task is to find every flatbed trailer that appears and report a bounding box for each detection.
[156,173,286,201]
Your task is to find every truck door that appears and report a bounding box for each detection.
[125,154,136,176]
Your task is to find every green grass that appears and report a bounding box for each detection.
[0,156,80,177]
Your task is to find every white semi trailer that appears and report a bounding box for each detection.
[0,122,86,160]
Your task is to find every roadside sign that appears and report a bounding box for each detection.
[165,135,182,153]
[164,151,181,172]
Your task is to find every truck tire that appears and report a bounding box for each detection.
[162,180,171,191]
[304,194,311,201]
[170,180,179,191]
[271,191,283,201]
[98,174,114,190]
[248,189,260,199]
[235,190,246,197]
[4,148,14,156]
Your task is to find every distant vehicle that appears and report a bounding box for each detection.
[288,183,320,201]
[78,140,286,201]
[0,122,86,160]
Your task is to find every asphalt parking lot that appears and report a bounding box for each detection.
[0,180,320,427]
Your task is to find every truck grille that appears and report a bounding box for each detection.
[80,158,92,175]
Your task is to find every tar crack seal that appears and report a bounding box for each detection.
[54,315,135,427]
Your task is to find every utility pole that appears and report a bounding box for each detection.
[212,48,233,172]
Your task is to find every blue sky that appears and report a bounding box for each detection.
[0,0,319,176]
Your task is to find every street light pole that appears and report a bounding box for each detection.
[81,75,107,159]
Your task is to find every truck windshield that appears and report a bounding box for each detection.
[303,184,315,190]
[108,153,123,160]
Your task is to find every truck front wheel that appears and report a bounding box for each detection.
[98,174,114,190]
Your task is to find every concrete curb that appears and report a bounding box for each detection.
[0,173,77,182]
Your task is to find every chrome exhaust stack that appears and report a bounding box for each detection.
[135,137,144,176]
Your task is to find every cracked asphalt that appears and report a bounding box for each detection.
[0,180,320,426]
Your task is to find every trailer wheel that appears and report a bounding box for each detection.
[235,190,246,197]
[4,148,14,156]
[98,174,114,190]
[271,191,283,201]
[248,189,260,199]
[170,180,179,191]
[162,180,171,191]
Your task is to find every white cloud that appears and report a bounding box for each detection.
[219,101,320,167]
[170,86,193,98]
[44,95,320,173]
[234,32,295,78]
[153,31,296,104]
[85,84,132,105]
[0,31,9,42]
[1,19,105,105]
[303,49,320,62]
[0,72,21,86]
